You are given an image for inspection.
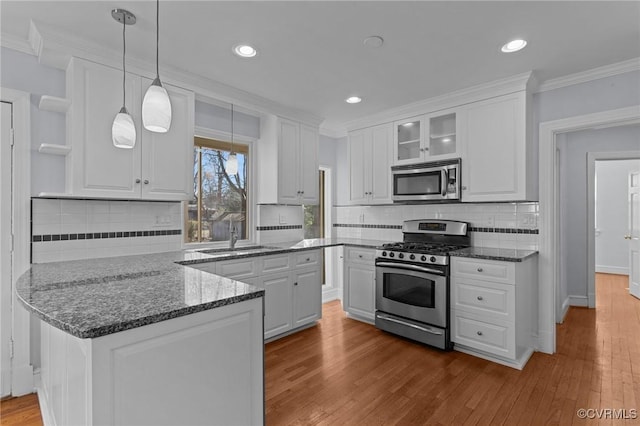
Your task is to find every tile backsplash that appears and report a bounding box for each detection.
[31,198,183,263]
[333,202,539,250]
[256,205,304,244]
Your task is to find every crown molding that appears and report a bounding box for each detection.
[0,32,33,55]
[319,126,347,139]
[343,71,533,132]
[536,57,640,93]
[19,20,324,127]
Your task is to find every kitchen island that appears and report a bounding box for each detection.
[16,251,265,426]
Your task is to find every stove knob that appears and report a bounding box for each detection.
[430,256,437,263]
[409,254,415,260]
[389,252,395,258]
[382,251,387,257]
[399,253,404,259]
[421,255,427,262]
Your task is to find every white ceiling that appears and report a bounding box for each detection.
[2,1,639,133]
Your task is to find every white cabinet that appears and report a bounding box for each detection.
[66,57,194,200]
[451,255,538,369]
[392,109,461,166]
[460,91,535,202]
[192,249,322,340]
[348,123,393,204]
[257,116,319,205]
[343,247,376,322]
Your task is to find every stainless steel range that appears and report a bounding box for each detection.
[375,219,470,350]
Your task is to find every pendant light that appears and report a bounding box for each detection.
[226,105,238,175]
[111,9,137,149]
[142,0,172,133]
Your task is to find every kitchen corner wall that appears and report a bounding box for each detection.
[31,198,183,263]
[256,205,304,244]
[334,202,539,250]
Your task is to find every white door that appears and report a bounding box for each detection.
[293,268,321,327]
[628,172,640,299]
[261,272,293,339]
[0,101,12,397]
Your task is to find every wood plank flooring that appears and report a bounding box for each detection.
[2,273,638,425]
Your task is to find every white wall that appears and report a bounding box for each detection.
[558,124,640,304]
[595,159,640,275]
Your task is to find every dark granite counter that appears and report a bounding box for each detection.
[451,247,538,262]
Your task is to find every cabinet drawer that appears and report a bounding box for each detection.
[452,311,515,359]
[453,279,514,320]
[452,258,515,284]
[262,254,291,274]
[346,247,375,264]
[294,250,320,268]
[216,258,258,279]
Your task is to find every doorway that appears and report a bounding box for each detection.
[1,101,13,397]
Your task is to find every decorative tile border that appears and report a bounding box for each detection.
[333,223,403,229]
[256,225,303,231]
[469,227,539,235]
[32,229,182,243]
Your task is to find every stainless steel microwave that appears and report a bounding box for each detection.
[391,158,461,202]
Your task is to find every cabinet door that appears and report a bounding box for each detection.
[461,92,526,202]
[393,116,424,165]
[348,129,368,204]
[141,81,195,201]
[425,109,460,160]
[293,268,322,327]
[261,272,293,339]
[67,58,141,198]
[344,263,376,321]
[277,118,301,204]
[369,123,393,204]
[299,124,319,204]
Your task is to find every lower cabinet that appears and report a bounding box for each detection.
[343,247,376,322]
[191,250,322,340]
[451,255,538,369]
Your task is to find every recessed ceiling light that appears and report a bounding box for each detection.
[363,36,384,49]
[234,44,257,58]
[501,39,527,53]
[345,96,362,104]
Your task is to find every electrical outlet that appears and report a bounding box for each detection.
[485,216,494,227]
[279,214,287,224]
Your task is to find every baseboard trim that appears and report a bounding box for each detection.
[10,363,34,396]
[537,330,554,354]
[561,297,571,323]
[322,287,340,304]
[34,371,55,426]
[568,295,588,307]
[595,266,629,275]
[453,345,535,370]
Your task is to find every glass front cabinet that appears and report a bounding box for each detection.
[393,109,461,165]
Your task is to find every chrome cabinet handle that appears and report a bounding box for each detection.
[477,331,483,336]
[306,258,310,261]
[144,179,149,184]
[462,186,467,190]
[293,282,298,286]
[477,267,483,272]
[135,178,141,184]
[477,296,484,301]
[625,235,632,240]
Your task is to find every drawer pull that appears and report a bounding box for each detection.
[294,282,298,286]
[476,331,483,336]
[477,267,483,272]
[477,296,484,301]
[358,255,363,258]
[306,258,310,261]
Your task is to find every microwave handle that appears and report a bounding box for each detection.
[441,169,448,196]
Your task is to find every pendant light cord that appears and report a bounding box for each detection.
[122,15,126,107]
[231,104,234,154]
[156,0,160,78]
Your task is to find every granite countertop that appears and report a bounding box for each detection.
[16,251,265,339]
[17,238,386,340]
[450,247,538,262]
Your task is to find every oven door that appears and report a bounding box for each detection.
[375,262,447,327]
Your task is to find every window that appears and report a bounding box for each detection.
[186,137,249,243]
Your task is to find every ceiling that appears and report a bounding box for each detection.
[2,1,639,133]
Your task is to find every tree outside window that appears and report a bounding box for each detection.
[187,137,248,243]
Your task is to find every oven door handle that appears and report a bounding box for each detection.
[376,313,444,335]
[376,262,444,275]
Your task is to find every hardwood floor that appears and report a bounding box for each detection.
[0,393,42,426]
[3,273,638,425]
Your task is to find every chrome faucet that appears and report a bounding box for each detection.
[229,220,238,250]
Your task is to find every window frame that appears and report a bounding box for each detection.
[183,126,256,248]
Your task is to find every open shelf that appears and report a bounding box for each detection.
[38,144,71,156]
[38,96,71,113]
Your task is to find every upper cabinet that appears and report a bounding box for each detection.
[257,115,319,205]
[460,91,535,202]
[392,109,461,166]
[65,57,194,200]
[348,123,393,204]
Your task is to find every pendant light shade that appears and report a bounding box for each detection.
[111,9,136,149]
[113,107,137,149]
[142,77,171,132]
[143,0,172,133]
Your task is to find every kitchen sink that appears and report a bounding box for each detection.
[197,245,279,256]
